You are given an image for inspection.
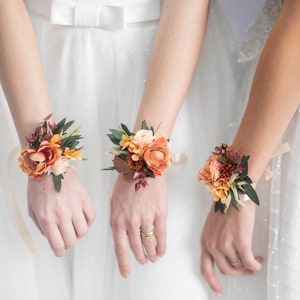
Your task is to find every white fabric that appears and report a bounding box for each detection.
[26,0,161,30]
[0,0,239,299]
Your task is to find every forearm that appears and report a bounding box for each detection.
[134,0,210,136]
[232,0,300,182]
[0,0,52,146]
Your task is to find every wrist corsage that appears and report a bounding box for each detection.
[18,114,85,192]
[198,143,259,214]
[105,121,172,191]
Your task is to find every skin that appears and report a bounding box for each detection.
[200,0,300,296]
[0,0,95,256]
[110,0,210,278]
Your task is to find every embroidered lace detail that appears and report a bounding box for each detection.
[238,0,283,62]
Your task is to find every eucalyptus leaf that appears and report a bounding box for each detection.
[245,187,260,205]
[109,129,123,140]
[107,134,121,145]
[141,120,149,130]
[53,174,64,192]
[120,123,132,136]
[61,120,75,133]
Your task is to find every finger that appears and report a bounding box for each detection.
[28,208,45,236]
[153,213,167,257]
[42,225,66,257]
[213,249,253,276]
[58,222,78,249]
[140,225,157,263]
[72,212,89,238]
[238,247,263,271]
[112,229,131,278]
[228,256,243,269]
[219,247,243,269]
[83,199,96,228]
[127,227,147,264]
[200,249,223,296]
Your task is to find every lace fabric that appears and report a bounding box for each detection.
[238,0,283,62]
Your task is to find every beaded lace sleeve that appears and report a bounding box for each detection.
[238,0,283,62]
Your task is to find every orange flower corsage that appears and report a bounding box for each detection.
[105,121,172,191]
[18,114,85,192]
[198,143,259,214]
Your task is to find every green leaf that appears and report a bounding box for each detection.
[244,186,260,206]
[244,175,253,184]
[61,120,75,133]
[120,123,132,136]
[102,167,115,171]
[53,174,64,192]
[240,155,249,178]
[141,120,149,130]
[214,201,222,213]
[107,133,121,146]
[55,117,66,129]
[61,135,82,148]
[109,129,123,140]
[231,199,239,211]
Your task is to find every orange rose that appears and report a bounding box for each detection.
[18,141,62,179]
[142,136,172,176]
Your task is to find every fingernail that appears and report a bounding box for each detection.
[122,271,130,278]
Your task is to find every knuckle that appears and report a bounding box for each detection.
[200,266,212,280]
[217,240,232,253]
[111,216,125,231]
[114,243,126,256]
[65,239,77,249]
[39,215,53,228]
[135,255,147,264]
[51,243,65,256]
[141,215,154,225]
[87,211,96,225]
[77,227,88,238]
[129,239,140,251]
[205,240,217,254]
[128,216,140,230]
[219,268,229,276]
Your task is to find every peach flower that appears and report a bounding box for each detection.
[142,136,172,176]
[134,129,154,148]
[208,179,231,204]
[198,154,233,183]
[18,141,62,179]
[47,157,70,176]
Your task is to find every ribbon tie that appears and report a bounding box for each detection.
[50,0,161,30]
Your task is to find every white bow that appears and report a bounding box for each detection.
[50,0,161,30]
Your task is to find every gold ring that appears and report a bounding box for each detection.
[231,258,241,266]
[140,229,155,239]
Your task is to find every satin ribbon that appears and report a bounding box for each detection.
[7,146,36,252]
[49,0,161,30]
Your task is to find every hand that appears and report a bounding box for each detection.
[110,174,168,278]
[200,201,263,296]
[27,167,95,256]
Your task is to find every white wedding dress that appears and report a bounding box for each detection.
[0,0,239,299]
